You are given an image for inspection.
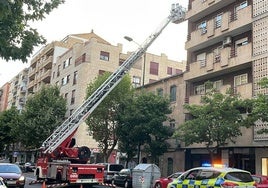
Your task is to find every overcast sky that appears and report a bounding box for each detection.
[0,0,188,86]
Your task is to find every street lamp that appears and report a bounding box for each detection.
[124,36,146,86]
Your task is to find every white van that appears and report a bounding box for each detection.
[98,163,124,183]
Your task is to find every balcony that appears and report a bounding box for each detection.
[186,0,236,22]
[20,86,27,93]
[28,80,35,90]
[189,94,203,105]
[184,43,252,81]
[19,97,25,104]
[254,120,268,141]
[40,70,52,83]
[234,83,253,99]
[28,68,36,80]
[186,5,252,52]
[43,56,53,69]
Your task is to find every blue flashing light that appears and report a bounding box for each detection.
[202,163,212,167]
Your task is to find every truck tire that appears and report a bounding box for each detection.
[78,146,91,160]
[56,172,62,183]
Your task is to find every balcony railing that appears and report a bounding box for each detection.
[184,43,252,81]
[186,5,252,51]
[254,120,268,141]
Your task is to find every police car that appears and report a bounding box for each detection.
[168,165,256,188]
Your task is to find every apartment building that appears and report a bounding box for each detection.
[28,33,94,94]
[7,68,29,112]
[140,73,186,176]
[0,83,10,112]
[47,31,185,161]
[183,0,268,174]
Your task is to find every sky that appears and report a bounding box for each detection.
[0,0,189,87]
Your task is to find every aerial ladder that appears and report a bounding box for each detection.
[35,3,186,186]
[41,3,186,155]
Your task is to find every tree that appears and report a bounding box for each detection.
[21,85,66,149]
[0,106,22,154]
[85,72,133,162]
[0,0,64,62]
[174,87,252,162]
[117,91,172,164]
[250,77,268,134]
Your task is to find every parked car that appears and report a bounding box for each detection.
[98,163,124,183]
[0,163,25,188]
[154,171,183,188]
[24,162,36,172]
[14,162,25,172]
[112,168,132,188]
[0,177,7,188]
[252,174,268,188]
[168,166,256,188]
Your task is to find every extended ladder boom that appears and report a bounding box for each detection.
[42,3,186,154]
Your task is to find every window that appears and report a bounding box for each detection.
[157,88,163,96]
[119,59,125,66]
[64,93,68,99]
[214,47,222,63]
[236,37,248,47]
[132,76,141,88]
[170,119,175,128]
[197,53,206,67]
[170,85,177,102]
[167,158,174,176]
[214,80,223,91]
[236,1,248,11]
[63,57,71,69]
[234,74,248,86]
[176,69,182,74]
[63,60,68,69]
[57,65,60,77]
[61,75,70,86]
[167,67,172,75]
[71,90,75,104]
[215,14,222,28]
[198,21,207,34]
[194,85,205,95]
[100,51,110,61]
[150,61,159,75]
[75,53,86,66]
[73,71,78,85]
[70,109,74,116]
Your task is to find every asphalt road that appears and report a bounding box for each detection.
[24,172,117,188]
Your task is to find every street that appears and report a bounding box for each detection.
[24,172,116,188]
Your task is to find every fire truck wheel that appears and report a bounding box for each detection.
[35,169,40,180]
[56,172,62,183]
[78,146,91,160]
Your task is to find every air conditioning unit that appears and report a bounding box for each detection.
[223,36,232,46]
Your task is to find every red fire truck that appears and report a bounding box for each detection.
[34,3,185,187]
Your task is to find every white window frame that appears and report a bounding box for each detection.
[132,76,141,87]
[236,1,248,11]
[197,53,206,67]
[215,14,223,28]
[235,37,248,47]
[214,80,223,91]
[198,21,207,34]
[234,74,248,86]
[194,85,205,95]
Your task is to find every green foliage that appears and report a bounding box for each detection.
[174,89,252,154]
[21,85,66,149]
[0,106,22,152]
[117,91,172,163]
[0,0,64,62]
[250,77,268,134]
[85,72,133,162]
